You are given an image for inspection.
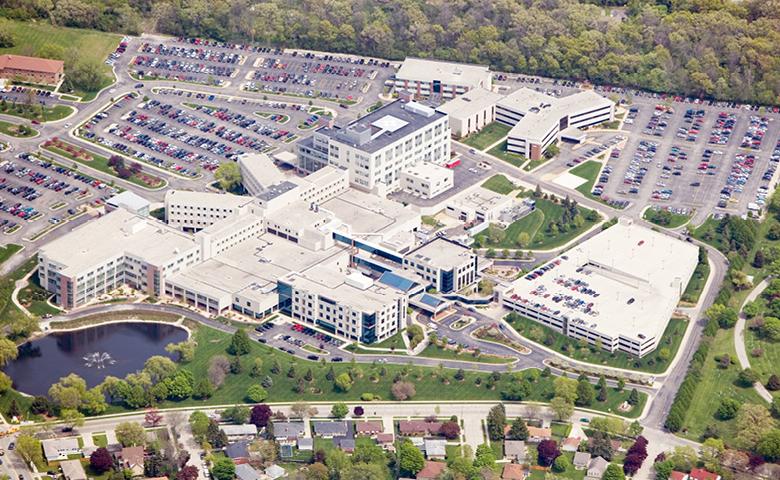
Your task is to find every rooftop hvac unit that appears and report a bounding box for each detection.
[404,101,436,118]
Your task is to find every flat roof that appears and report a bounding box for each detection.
[406,237,474,270]
[402,162,453,183]
[40,209,197,276]
[396,57,491,87]
[165,190,254,209]
[503,218,698,342]
[320,100,446,154]
[449,186,513,212]
[321,189,420,235]
[436,87,504,119]
[257,180,299,201]
[238,152,286,189]
[107,191,150,211]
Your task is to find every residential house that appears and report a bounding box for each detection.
[376,433,395,452]
[60,460,87,480]
[501,463,528,480]
[526,426,552,443]
[297,438,313,451]
[562,436,581,452]
[670,472,689,480]
[338,438,356,453]
[424,439,447,460]
[220,424,258,441]
[272,422,306,445]
[225,440,251,464]
[416,461,447,480]
[398,420,442,437]
[42,438,82,462]
[116,446,145,477]
[312,421,349,439]
[587,457,609,479]
[356,421,383,436]
[610,439,626,453]
[689,468,721,480]
[264,464,286,480]
[573,452,592,470]
[503,440,526,462]
[235,463,262,480]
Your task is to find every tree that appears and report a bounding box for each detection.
[603,464,625,480]
[208,355,230,388]
[145,408,163,427]
[228,329,251,356]
[735,403,775,450]
[60,409,85,429]
[550,396,574,421]
[166,340,196,363]
[143,356,177,383]
[763,317,780,342]
[537,439,560,467]
[16,434,43,466]
[250,404,272,428]
[304,463,329,480]
[706,304,738,329]
[331,403,348,419]
[177,466,199,480]
[715,398,741,420]
[334,372,353,392]
[508,416,529,440]
[0,21,14,48]
[222,405,251,424]
[115,421,146,447]
[628,388,640,406]
[206,420,228,448]
[553,453,571,473]
[501,379,531,401]
[589,431,613,461]
[211,456,235,480]
[215,162,242,192]
[486,404,506,441]
[617,378,625,392]
[398,439,425,475]
[391,381,416,401]
[440,421,461,440]
[189,411,210,440]
[767,374,780,390]
[575,380,594,407]
[738,368,760,387]
[473,443,497,469]
[0,338,18,366]
[246,385,268,403]
[250,358,263,377]
[654,460,674,480]
[757,429,780,461]
[193,378,214,399]
[49,373,88,410]
[700,438,724,472]
[90,447,114,473]
[553,377,578,403]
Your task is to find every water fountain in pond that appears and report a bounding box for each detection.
[83,352,116,369]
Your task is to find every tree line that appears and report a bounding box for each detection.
[1,0,779,104]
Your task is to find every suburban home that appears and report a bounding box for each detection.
[312,421,349,439]
[220,424,258,441]
[670,472,689,480]
[416,461,447,480]
[398,420,442,436]
[225,440,251,463]
[42,438,82,462]
[501,463,528,480]
[356,421,383,436]
[264,464,286,480]
[573,451,592,470]
[503,440,526,462]
[272,422,306,445]
[610,439,626,453]
[116,446,145,477]
[235,463,262,480]
[689,468,721,480]
[587,456,609,479]
[338,438,356,453]
[424,439,447,460]
[60,459,87,480]
[376,433,395,452]
[297,437,313,451]
[562,436,581,452]
[526,426,552,443]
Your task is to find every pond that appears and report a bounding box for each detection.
[4,322,188,396]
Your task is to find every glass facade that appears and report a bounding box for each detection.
[277,281,293,315]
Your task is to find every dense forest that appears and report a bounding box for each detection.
[1,0,779,104]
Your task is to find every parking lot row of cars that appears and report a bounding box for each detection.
[622,140,658,192]
[140,43,244,64]
[17,152,116,194]
[643,105,673,136]
[709,112,737,145]
[678,109,705,142]
[106,36,131,67]
[719,152,757,208]
[740,115,769,150]
[565,135,625,168]
[132,56,237,79]
[184,102,297,144]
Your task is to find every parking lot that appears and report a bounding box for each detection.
[254,319,346,361]
[131,40,247,86]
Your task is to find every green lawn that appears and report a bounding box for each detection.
[481,174,516,195]
[0,102,73,122]
[681,248,710,305]
[475,198,600,251]
[139,324,647,417]
[643,208,691,229]
[691,216,726,253]
[679,326,766,442]
[92,433,108,448]
[0,20,119,101]
[370,330,407,350]
[487,140,527,168]
[523,157,552,172]
[527,451,586,480]
[0,244,22,266]
[43,141,166,189]
[550,422,572,440]
[0,120,36,138]
[462,122,511,150]
[17,270,62,317]
[744,327,780,399]
[418,343,513,364]
[506,313,688,374]
[570,160,602,198]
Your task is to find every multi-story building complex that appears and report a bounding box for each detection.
[296,100,451,194]
[403,237,478,294]
[497,218,698,357]
[445,186,516,224]
[399,162,454,199]
[164,190,255,231]
[237,153,286,196]
[394,58,492,98]
[435,87,503,137]
[0,54,64,86]
[38,209,201,308]
[496,88,614,160]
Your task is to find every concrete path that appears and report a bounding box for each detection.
[734,278,774,403]
[11,269,34,317]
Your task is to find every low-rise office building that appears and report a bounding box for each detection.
[497,218,698,356]
[395,58,492,98]
[399,162,453,199]
[435,87,503,137]
[403,237,478,294]
[164,190,255,231]
[445,186,515,223]
[0,54,64,85]
[237,153,286,196]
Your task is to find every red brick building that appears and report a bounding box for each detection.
[0,54,64,86]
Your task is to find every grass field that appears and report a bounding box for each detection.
[475,198,600,250]
[0,102,73,122]
[92,433,108,448]
[0,244,22,266]
[570,160,602,198]
[527,451,586,480]
[143,324,646,417]
[691,216,726,252]
[0,20,119,101]
[681,249,710,305]
[523,157,552,172]
[43,141,166,189]
[17,271,62,317]
[418,343,513,364]
[0,120,36,138]
[744,326,780,395]
[487,140,526,168]
[481,174,516,195]
[462,122,511,150]
[506,313,688,374]
[643,208,691,229]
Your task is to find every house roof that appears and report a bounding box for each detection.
[235,463,261,480]
[312,421,349,437]
[273,421,305,438]
[297,437,313,450]
[424,439,447,457]
[573,451,592,467]
[501,463,527,480]
[527,426,552,438]
[118,446,144,467]
[417,461,447,480]
[220,424,258,436]
[0,54,64,74]
[356,421,383,434]
[670,472,689,480]
[562,436,581,450]
[398,420,442,435]
[225,440,251,459]
[264,464,286,480]
[588,456,609,474]
[689,468,719,480]
[42,437,80,459]
[338,438,356,451]
[60,460,87,480]
[504,440,526,457]
[376,433,395,444]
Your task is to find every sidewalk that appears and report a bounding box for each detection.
[734,278,773,402]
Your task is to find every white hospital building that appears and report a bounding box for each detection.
[497,218,698,357]
[394,58,493,99]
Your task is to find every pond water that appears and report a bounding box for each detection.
[4,322,188,396]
